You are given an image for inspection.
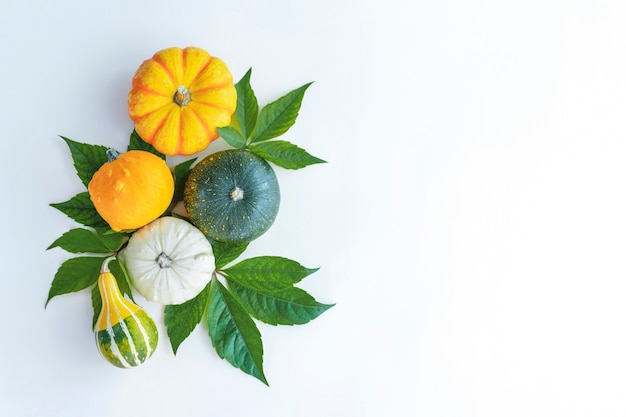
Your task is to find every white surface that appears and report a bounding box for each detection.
[2,1,626,416]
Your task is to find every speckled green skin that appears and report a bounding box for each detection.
[184,149,280,243]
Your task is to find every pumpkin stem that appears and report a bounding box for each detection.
[156,252,173,268]
[229,186,244,202]
[106,148,121,162]
[100,256,116,273]
[173,86,192,106]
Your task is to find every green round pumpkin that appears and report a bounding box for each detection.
[184,149,280,243]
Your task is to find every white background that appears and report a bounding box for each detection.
[2,0,626,416]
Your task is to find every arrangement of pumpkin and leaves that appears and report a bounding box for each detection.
[46,46,333,385]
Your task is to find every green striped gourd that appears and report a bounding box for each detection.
[95,257,158,368]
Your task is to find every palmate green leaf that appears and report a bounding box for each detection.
[60,136,109,188]
[223,256,318,292]
[248,140,326,170]
[210,240,249,270]
[91,258,135,328]
[50,192,109,229]
[228,280,334,326]
[46,256,105,307]
[164,284,211,354]
[47,228,124,254]
[233,68,259,140]
[169,158,197,212]
[128,130,166,159]
[208,280,267,385]
[218,126,246,149]
[250,82,312,143]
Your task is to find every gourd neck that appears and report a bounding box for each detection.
[97,256,121,299]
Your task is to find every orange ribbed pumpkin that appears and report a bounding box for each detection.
[127,47,237,156]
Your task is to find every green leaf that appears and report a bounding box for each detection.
[47,228,124,254]
[128,130,166,159]
[208,280,267,385]
[228,280,334,326]
[108,257,134,302]
[95,229,126,251]
[223,256,318,292]
[50,192,109,229]
[169,158,197,211]
[210,240,249,270]
[233,68,258,140]
[46,256,105,307]
[250,82,312,143]
[164,284,211,354]
[218,126,247,149]
[60,136,109,188]
[248,140,326,169]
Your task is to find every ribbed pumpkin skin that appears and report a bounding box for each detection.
[95,258,158,368]
[128,46,237,156]
[184,149,280,243]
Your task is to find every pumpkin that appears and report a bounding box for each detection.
[128,46,237,156]
[121,217,215,305]
[184,149,280,243]
[95,257,158,368]
[88,149,174,232]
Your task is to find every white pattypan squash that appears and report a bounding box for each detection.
[121,216,215,305]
